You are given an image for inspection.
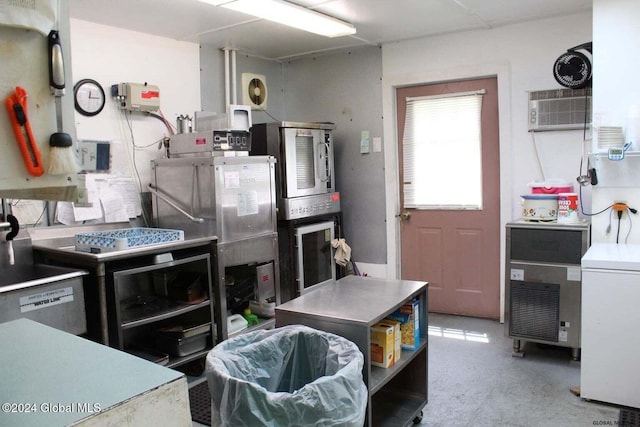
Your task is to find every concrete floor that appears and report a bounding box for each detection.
[419,313,620,427]
[194,313,622,426]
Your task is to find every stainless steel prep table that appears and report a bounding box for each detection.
[30,223,217,346]
[275,275,428,427]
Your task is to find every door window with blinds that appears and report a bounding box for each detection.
[402,90,485,209]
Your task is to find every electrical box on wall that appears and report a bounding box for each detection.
[111,82,160,112]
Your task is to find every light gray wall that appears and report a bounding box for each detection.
[200,45,387,265]
[282,46,386,264]
[200,47,285,123]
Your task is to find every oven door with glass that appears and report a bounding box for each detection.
[295,221,335,295]
[282,127,333,198]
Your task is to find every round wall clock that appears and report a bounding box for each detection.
[73,79,106,117]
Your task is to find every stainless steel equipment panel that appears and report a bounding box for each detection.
[282,192,341,220]
[505,221,590,359]
[168,130,251,157]
[152,156,276,242]
[214,156,277,242]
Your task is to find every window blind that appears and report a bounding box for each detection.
[402,90,485,209]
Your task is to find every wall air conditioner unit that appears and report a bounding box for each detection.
[528,88,591,132]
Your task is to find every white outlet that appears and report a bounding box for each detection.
[510,269,525,281]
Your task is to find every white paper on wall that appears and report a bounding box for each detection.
[0,0,56,36]
[55,175,141,224]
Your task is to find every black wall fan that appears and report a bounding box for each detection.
[553,42,593,89]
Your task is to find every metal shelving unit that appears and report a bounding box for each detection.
[275,275,428,427]
[110,252,215,366]
[214,232,280,341]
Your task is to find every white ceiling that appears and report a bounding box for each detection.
[68,0,592,61]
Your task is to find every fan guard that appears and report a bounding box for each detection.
[241,73,268,110]
[553,42,593,89]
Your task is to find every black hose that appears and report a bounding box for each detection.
[6,214,19,241]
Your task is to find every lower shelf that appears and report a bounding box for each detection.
[370,337,427,394]
[166,348,211,368]
[372,389,426,427]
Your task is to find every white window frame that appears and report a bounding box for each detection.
[402,89,485,210]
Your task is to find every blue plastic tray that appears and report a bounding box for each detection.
[75,227,184,253]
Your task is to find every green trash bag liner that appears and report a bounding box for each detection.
[206,325,367,427]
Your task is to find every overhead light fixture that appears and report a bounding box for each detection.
[199,0,356,38]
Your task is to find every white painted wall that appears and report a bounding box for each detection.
[69,19,201,193]
[591,0,640,243]
[381,12,592,320]
[382,11,592,273]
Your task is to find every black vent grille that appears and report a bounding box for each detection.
[529,88,592,100]
[510,282,560,342]
[620,408,640,427]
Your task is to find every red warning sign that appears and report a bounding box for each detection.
[141,90,160,99]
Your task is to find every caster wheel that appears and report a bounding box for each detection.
[413,410,423,424]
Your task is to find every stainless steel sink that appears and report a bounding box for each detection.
[0,263,86,291]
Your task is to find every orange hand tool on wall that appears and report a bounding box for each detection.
[5,86,45,177]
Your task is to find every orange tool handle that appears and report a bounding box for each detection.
[5,86,44,177]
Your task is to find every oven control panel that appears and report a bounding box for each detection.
[281,193,340,220]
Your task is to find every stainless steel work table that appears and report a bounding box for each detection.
[275,275,429,426]
[30,223,217,346]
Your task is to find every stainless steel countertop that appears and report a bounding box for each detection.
[0,264,87,293]
[29,223,216,263]
[32,236,216,263]
[506,219,590,231]
[275,275,427,326]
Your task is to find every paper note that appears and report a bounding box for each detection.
[360,130,370,154]
[108,178,142,218]
[237,191,259,216]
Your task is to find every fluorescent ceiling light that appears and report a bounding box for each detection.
[199,0,356,38]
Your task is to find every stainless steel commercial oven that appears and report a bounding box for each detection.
[251,122,343,301]
[505,220,590,360]
[250,121,340,220]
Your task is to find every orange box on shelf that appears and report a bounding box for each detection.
[370,322,394,368]
[382,318,402,364]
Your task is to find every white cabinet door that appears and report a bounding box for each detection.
[581,268,640,408]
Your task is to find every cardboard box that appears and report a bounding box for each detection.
[382,318,402,364]
[370,322,395,368]
[387,298,420,351]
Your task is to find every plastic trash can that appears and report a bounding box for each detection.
[206,325,367,427]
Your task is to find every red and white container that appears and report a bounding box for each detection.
[529,179,573,195]
[558,193,580,223]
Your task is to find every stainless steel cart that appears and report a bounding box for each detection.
[275,276,428,427]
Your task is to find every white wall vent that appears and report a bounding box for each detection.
[241,73,267,110]
[528,88,591,131]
